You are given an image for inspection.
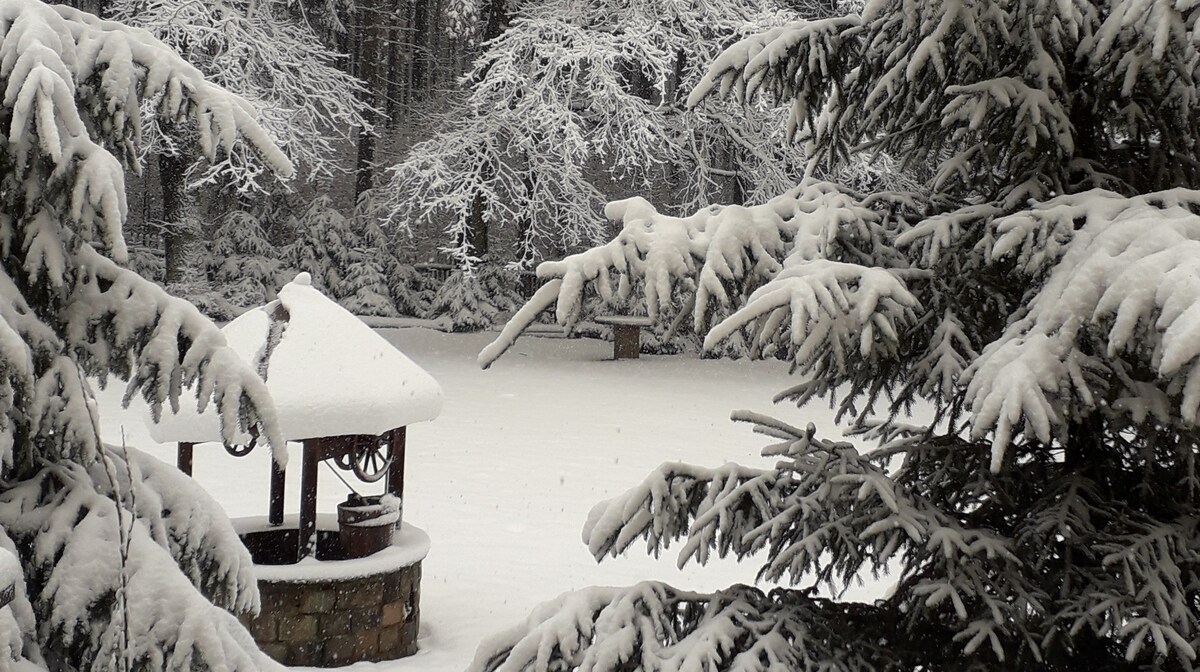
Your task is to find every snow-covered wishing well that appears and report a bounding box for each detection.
[146,272,443,666]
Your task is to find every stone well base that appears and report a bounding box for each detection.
[241,562,421,666]
[234,516,430,667]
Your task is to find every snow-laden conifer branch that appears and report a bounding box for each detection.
[479,279,566,369]
[487,415,1155,670]
[66,246,284,465]
[54,4,295,180]
[119,446,258,613]
[704,258,919,373]
[967,189,1200,470]
[0,447,276,670]
[0,1,283,270]
[688,16,858,146]
[691,0,1200,199]
[583,417,1015,592]
[480,180,900,368]
[0,530,37,666]
[480,407,1200,670]
[468,581,887,672]
[1014,475,1200,663]
[907,309,978,401]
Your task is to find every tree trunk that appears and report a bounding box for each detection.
[456,0,511,264]
[466,185,490,260]
[352,0,384,198]
[386,18,404,118]
[722,141,745,205]
[666,49,686,103]
[355,130,376,198]
[411,0,429,93]
[482,0,509,41]
[514,170,536,265]
[159,152,193,285]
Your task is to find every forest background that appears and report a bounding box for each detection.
[78,0,903,333]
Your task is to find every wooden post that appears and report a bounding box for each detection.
[594,316,652,360]
[299,439,320,559]
[613,324,640,359]
[269,455,285,527]
[176,442,193,476]
[388,427,407,500]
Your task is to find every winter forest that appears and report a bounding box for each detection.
[1,0,1199,668]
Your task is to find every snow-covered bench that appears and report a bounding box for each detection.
[593,315,654,359]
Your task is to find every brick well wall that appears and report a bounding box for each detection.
[240,560,422,667]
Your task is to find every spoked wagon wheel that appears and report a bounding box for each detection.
[332,434,393,483]
[223,429,257,457]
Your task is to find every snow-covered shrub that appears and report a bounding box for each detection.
[284,196,354,295]
[389,263,436,317]
[0,1,290,668]
[125,244,165,283]
[474,0,1200,669]
[206,211,286,310]
[339,249,400,317]
[428,265,522,332]
[346,207,432,315]
[165,281,243,322]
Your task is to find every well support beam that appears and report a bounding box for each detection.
[269,456,285,526]
[299,439,320,559]
[388,427,407,500]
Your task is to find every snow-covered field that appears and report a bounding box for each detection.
[95,328,887,671]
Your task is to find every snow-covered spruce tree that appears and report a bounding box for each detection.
[339,248,400,318]
[381,0,806,273]
[428,266,521,332]
[347,207,431,316]
[283,196,354,295]
[474,1,1200,670]
[389,262,437,317]
[205,210,286,310]
[0,1,292,669]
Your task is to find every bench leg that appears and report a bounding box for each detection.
[613,324,640,359]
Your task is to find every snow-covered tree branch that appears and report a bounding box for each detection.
[0,1,294,668]
[691,0,1200,200]
[469,580,888,672]
[111,0,371,190]
[968,189,1200,469]
[474,0,1200,668]
[481,180,921,385]
[0,447,271,669]
[382,0,806,272]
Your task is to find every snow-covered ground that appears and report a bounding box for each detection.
[95,328,889,672]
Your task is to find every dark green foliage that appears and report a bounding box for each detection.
[473,0,1200,669]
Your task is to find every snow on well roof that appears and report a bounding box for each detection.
[147,273,443,444]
